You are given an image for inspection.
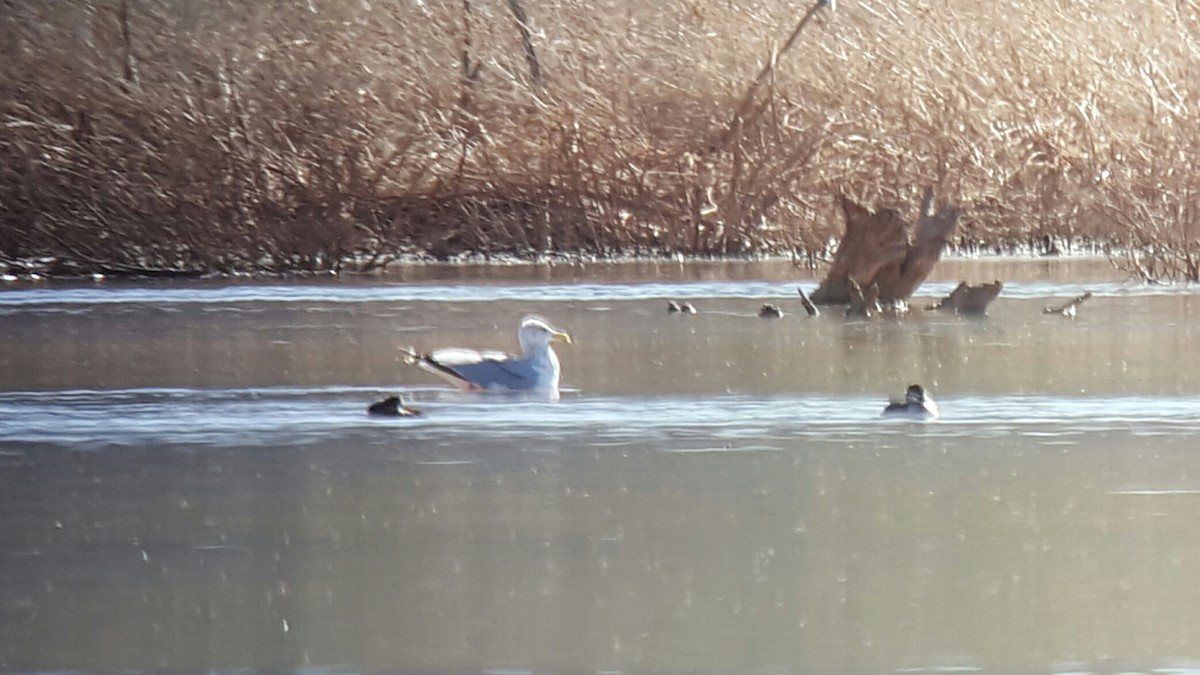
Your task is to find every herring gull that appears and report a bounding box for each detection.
[404,315,573,398]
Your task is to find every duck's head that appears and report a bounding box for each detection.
[518,315,573,352]
[905,384,926,405]
[759,303,783,318]
[368,395,402,416]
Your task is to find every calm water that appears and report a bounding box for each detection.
[3,258,1200,674]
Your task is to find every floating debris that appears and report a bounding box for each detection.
[1043,291,1093,317]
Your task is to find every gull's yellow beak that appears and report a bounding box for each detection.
[552,330,573,345]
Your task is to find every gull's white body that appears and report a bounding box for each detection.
[409,316,572,399]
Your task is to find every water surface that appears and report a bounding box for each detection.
[3,258,1200,674]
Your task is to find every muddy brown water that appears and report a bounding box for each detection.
[3,257,1200,674]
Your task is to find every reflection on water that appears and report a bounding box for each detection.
[3,258,1200,674]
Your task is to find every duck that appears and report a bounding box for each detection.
[367,395,423,417]
[403,315,573,399]
[758,303,784,319]
[881,384,939,419]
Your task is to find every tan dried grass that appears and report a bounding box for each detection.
[1,0,1198,276]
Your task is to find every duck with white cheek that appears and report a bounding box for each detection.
[881,384,939,419]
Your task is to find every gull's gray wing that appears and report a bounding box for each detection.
[416,348,538,391]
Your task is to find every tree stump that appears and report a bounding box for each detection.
[811,189,959,305]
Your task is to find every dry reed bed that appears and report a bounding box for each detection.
[1,0,1198,277]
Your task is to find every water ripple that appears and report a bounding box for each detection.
[1,388,1197,451]
[0,279,1187,310]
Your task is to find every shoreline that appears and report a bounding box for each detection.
[0,246,1120,285]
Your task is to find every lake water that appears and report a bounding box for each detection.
[3,257,1200,674]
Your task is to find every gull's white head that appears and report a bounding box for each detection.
[518,315,573,354]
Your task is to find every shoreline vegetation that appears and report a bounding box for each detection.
[3,0,1200,281]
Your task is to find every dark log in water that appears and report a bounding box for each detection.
[811,189,959,305]
[797,287,820,316]
[928,280,1004,316]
